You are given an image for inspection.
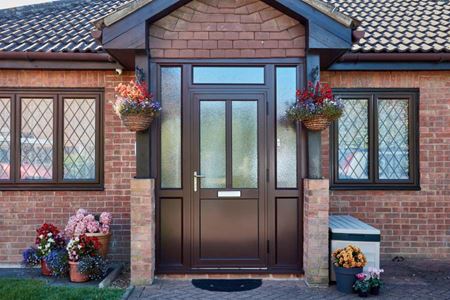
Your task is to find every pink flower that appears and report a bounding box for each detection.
[74,222,87,236]
[83,214,95,223]
[64,215,78,237]
[100,212,112,226]
[86,220,100,233]
[76,208,87,216]
[356,273,366,281]
[100,224,110,234]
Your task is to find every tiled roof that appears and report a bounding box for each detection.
[0,0,448,54]
[325,0,450,53]
[0,0,131,53]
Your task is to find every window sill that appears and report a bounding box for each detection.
[330,185,421,191]
[0,184,104,191]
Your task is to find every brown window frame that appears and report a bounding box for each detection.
[0,88,104,191]
[330,89,420,190]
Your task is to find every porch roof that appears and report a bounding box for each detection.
[0,0,448,70]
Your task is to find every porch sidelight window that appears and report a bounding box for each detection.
[330,89,419,190]
[0,89,103,190]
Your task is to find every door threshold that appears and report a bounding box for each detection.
[156,273,304,280]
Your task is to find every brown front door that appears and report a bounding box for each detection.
[191,92,267,270]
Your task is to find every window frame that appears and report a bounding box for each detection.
[330,88,420,190]
[0,88,104,191]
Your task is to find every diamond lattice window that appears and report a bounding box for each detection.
[338,99,369,180]
[20,98,54,180]
[331,90,418,189]
[0,98,11,180]
[378,99,409,180]
[0,90,102,189]
[64,98,96,180]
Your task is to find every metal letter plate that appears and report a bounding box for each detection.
[217,191,241,197]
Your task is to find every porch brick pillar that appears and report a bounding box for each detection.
[303,179,329,286]
[130,178,155,286]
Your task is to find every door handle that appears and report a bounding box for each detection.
[193,171,205,192]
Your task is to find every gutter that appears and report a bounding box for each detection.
[339,53,450,63]
[0,51,115,62]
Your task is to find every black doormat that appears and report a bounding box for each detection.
[192,279,262,292]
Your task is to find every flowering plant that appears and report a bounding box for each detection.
[353,272,370,293]
[22,247,41,266]
[66,234,101,262]
[286,81,343,122]
[45,249,69,276]
[77,255,108,280]
[65,209,112,237]
[113,80,161,116]
[35,223,66,257]
[332,245,367,268]
[367,267,384,288]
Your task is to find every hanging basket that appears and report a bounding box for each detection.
[302,115,331,131]
[119,112,155,132]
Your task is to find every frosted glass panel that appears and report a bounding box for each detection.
[21,98,53,180]
[193,67,264,84]
[161,67,182,188]
[0,98,10,180]
[276,67,297,188]
[338,99,369,180]
[200,101,226,188]
[378,99,409,180]
[232,101,258,188]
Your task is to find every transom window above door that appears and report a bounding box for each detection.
[330,89,419,190]
[0,89,103,190]
[192,66,265,84]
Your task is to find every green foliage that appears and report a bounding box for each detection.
[0,278,124,300]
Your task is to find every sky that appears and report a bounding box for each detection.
[0,0,56,9]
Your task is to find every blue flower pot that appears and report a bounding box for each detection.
[334,266,363,294]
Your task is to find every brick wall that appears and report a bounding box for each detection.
[321,71,450,259]
[0,70,135,264]
[149,0,305,58]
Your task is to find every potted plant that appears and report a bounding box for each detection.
[113,77,161,132]
[65,208,112,257]
[368,267,384,295]
[77,255,108,281]
[33,223,65,276]
[332,245,367,294]
[45,248,69,277]
[286,81,344,131]
[353,273,370,297]
[66,234,101,282]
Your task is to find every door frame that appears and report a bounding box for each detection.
[150,58,307,274]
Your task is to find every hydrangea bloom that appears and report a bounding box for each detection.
[100,212,112,226]
[87,220,100,233]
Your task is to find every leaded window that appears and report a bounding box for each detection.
[330,90,419,190]
[0,90,103,190]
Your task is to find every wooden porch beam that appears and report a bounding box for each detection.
[135,51,151,178]
[306,53,322,179]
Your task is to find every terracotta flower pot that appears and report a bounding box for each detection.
[41,259,52,276]
[69,261,89,283]
[85,232,111,258]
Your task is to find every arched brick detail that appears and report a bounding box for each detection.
[149,0,305,59]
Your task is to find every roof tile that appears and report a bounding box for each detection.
[0,0,447,54]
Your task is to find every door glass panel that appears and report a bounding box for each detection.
[200,101,226,188]
[338,99,369,180]
[232,101,258,188]
[378,99,409,180]
[0,98,11,180]
[21,98,53,180]
[193,67,264,84]
[161,67,182,188]
[276,67,297,188]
